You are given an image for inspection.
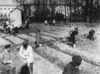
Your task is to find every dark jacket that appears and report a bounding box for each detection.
[63,62,79,74]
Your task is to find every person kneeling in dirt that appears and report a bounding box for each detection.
[45,20,48,26]
[53,19,56,26]
[70,28,79,48]
[86,30,95,41]
[63,55,82,74]
[35,29,42,47]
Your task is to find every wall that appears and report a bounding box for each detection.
[0,6,22,27]
[0,0,22,27]
[0,6,16,19]
[10,9,22,28]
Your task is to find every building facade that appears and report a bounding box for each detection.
[0,0,22,28]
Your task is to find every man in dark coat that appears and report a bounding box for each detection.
[63,55,82,74]
[70,28,78,48]
[87,30,95,41]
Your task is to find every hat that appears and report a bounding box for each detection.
[23,42,28,45]
[75,28,78,30]
[4,44,11,49]
[72,55,82,63]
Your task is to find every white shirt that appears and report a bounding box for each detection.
[71,26,74,31]
[19,45,34,66]
[7,24,14,31]
[45,20,47,24]
[6,21,9,25]
[53,20,55,23]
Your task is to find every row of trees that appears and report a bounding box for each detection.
[15,0,100,23]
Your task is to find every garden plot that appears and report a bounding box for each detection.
[0,37,11,46]
[53,42,100,66]
[41,32,64,38]
[41,32,59,38]
[29,33,55,41]
[35,28,100,66]
[34,46,100,74]
[42,26,91,39]
[29,33,36,37]
[33,50,62,74]
[41,35,56,41]
[0,33,9,37]
[50,30,68,37]
[17,34,36,42]
[45,25,100,53]
[5,48,62,74]
[5,36,24,45]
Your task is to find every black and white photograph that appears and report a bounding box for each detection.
[0,0,100,74]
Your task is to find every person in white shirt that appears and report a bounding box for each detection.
[19,42,34,74]
[45,20,48,26]
[6,20,14,34]
[53,19,56,25]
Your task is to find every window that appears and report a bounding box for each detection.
[8,13,10,17]
[5,13,7,16]
[8,8,10,10]
[1,13,3,19]
[1,13,2,16]
[4,8,6,10]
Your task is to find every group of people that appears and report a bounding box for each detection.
[0,21,96,74]
[45,19,56,26]
[0,27,84,74]
[0,42,83,74]
[0,42,34,74]
[60,25,96,48]
[3,20,19,35]
[2,18,30,35]
[34,28,83,74]
[3,20,14,34]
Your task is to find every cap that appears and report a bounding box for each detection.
[23,42,28,45]
[72,55,82,63]
[75,28,78,30]
[4,44,11,49]
[22,42,28,47]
